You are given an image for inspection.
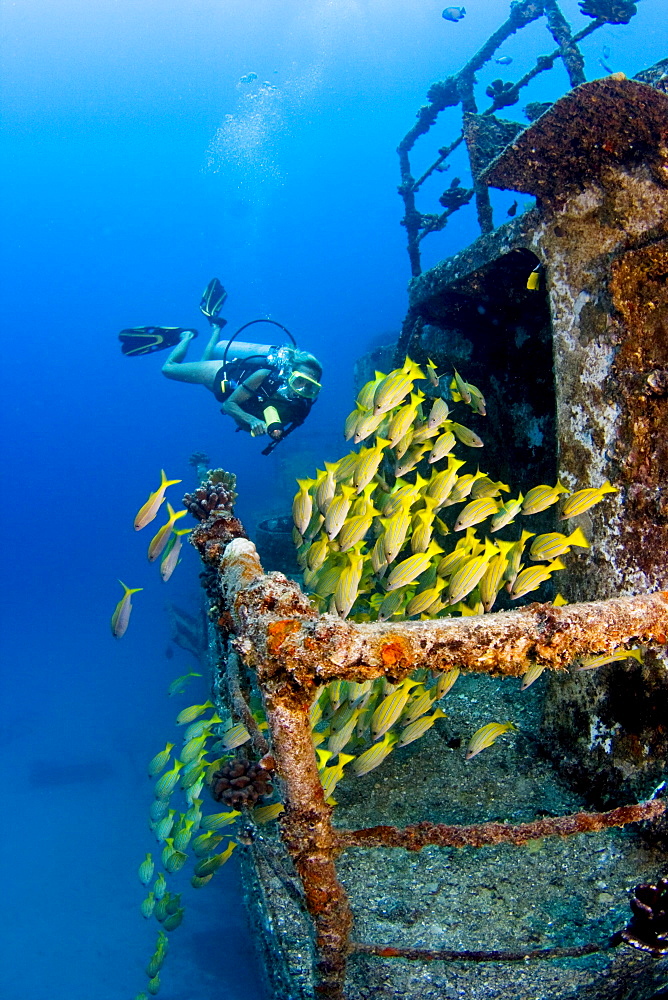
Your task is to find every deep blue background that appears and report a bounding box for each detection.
[1,1,664,997]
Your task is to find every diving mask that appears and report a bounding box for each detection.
[288,370,321,400]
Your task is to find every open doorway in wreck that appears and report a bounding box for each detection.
[408,245,555,495]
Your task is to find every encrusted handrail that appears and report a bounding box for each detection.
[397,0,641,276]
[190,509,667,1000]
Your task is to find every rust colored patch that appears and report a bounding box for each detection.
[266,619,302,656]
[305,886,331,914]
[379,637,413,669]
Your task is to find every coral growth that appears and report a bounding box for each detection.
[485,79,519,109]
[578,0,637,24]
[620,877,668,955]
[183,470,238,521]
[210,758,273,810]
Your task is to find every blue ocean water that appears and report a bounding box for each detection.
[0,1,665,997]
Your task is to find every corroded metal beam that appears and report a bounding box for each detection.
[191,516,668,999]
[335,799,666,851]
[216,539,668,690]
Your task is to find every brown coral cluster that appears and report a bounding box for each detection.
[210,759,273,810]
[578,0,636,23]
[183,470,237,521]
[620,877,668,955]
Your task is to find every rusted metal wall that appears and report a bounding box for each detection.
[408,75,668,805]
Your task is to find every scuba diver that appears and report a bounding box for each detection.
[119,279,322,454]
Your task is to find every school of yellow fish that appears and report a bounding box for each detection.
[134,685,280,998]
[111,470,191,639]
[291,357,621,797]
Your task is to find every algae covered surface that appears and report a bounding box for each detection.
[244,669,667,999]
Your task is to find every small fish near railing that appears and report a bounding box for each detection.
[398,0,644,277]
[183,472,667,1000]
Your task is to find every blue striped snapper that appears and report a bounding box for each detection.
[503,530,535,590]
[441,469,487,506]
[425,458,466,506]
[350,732,398,776]
[219,723,251,749]
[510,558,565,599]
[371,679,420,739]
[397,707,447,747]
[353,438,391,493]
[353,407,387,445]
[405,581,446,617]
[453,497,499,532]
[528,526,589,562]
[181,734,209,764]
[292,479,313,536]
[315,464,337,514]
[192,832,224,857]
[148,743,174,778]
[153,872,167,899]
[576,647,642,670]
[167,671,202,697]
[411,497,438,553]
[252,802,285,824]
[401,686,437,725]
[338,506,379,552]
[387,391,425,446]
[394,441,431,478]
[199,810,241,832]
[183,714,222,741]
[373,358,424,416]
[324,484,356,540]
[470,476,509,499]
[386,540,444,590]
[320,752,355,801]
[520,663,545,690]
[356,370,386,410]
[433,667,460,699]
[450,422,484,448]
[466,721,517,759]
[334,545,366,618]
[138,853,155,885]
[445,539,498,606]
[428,429,457,464]
[377,587,411,620]
[427,396,450,430]
[154,762,184,800]
[479,540,514,612]
[176,701,214,725]
[521,481,569,515]
[560,480,618,519]
[490,493,523,531]
[379,508,412,563]
[449,370,486,414]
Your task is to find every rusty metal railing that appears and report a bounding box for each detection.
[398,0,643,276]
[187,488,667,999]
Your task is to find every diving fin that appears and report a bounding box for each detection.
[200,278,228,325]
[119,326,198,357]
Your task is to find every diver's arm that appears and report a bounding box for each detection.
[222,369,272,435]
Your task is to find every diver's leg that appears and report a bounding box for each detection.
[210,340,271,362]
[162,332,222,390]
[200,322,226,362]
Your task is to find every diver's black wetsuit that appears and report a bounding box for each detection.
[213,356,314,428]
